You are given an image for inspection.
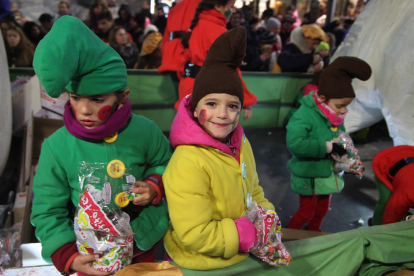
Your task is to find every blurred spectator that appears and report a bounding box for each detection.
[137,25,162,69]
[38,13,53,33]
[22,21,45,46]
[12,10,30,26]
[285,4,301,28]
[89,0,108,32]
[140,1,153,21]
[261,8,274,22]
[115,4,132,32]
[158,0,201,74]
[58,1,70,17]
[109,26,139,69]
[242,28,276,72]
[108,0,119,20]
[227,10,243,30]
[301,9,319,26]
[264,17,282,51]
[241,2,253,22]
[129,13,146,50]
[316,41,330,68]
[152,6,166,35]
[96,10,115,43]
[5,26,34,67]
[273,0,285,15]
[0,0,11,20]
[277,25,326,73]
[280,15,294,47]
[0,15,19,38]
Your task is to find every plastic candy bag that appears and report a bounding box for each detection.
[74,162,135,274]
[243,202,291,267]
[0,222,22,268]
[331,131,364,179]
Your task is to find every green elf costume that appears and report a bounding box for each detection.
[286,57,371,231]
[30,16,173,275]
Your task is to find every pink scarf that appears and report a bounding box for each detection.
[63,99,132,141]
[313,92,347,127]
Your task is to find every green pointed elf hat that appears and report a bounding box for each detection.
[33,16,127,98]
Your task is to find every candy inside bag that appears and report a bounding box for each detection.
[331,131,364,179]
[75,162,135,274]
[243,202,291,267]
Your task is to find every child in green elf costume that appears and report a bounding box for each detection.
[286,56,371,232]
[30,16,173,276]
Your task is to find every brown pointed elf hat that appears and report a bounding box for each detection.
[319,56,372,99]
[191,26,247,108]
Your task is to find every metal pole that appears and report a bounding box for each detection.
[326,0,337,25]
[344,0,350,16]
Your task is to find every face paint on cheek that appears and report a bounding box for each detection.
[98,105,113,121]
[70,104,76,118]
[232,111,240,129]
[198,109,207,126]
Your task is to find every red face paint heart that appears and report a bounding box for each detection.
[98,105,113,121]
[198,109,207,125]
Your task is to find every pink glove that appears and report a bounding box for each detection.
[234,217,257,252]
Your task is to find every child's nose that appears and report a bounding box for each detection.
[79,101,93,115]
[217,107,228,118]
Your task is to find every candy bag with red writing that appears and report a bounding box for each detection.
[74,162,135,274]
[243,201,291,267]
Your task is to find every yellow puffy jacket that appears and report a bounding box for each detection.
[163,96,274,270]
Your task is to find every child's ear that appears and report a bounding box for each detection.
[193,109,198,118]
[318,94,327,103]
[120,89,130,104]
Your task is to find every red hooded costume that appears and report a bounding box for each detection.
[372,145,414,224]
[158,0,201,73]
[174,9,257,109]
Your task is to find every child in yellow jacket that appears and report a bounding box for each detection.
[162,27,274,270]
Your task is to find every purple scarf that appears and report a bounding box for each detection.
[63,99,132,141]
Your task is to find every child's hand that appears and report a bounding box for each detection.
[331,143,347,156]
[70,254,111,276]
[130,181,156,206]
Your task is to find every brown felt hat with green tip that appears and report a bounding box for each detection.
[191,26,246,108]
[318,56,372,99]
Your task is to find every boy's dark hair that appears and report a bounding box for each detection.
[39,13,53,23]
[59,1,70,8]
[181,0,231,49]
[286,4,296,12]
[97,10,113,22]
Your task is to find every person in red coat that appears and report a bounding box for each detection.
[175,0,257,119]
[158,0,201,73]
[371,145,414,225]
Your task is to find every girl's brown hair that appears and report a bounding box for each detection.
[108,26,130,47]
[5,26,35,67]
[181,0,232,49]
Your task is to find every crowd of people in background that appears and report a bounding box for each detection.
[0,0,356,72]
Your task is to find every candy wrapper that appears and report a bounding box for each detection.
[74,162,135,274]
[331,131,364,179]
[243,202,291,267]
[0,222,22,268]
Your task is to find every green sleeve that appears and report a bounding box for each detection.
[30,140,76,263]
[286,111,327,159]
[144,120,174,177]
